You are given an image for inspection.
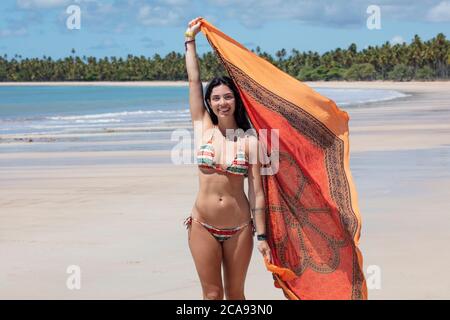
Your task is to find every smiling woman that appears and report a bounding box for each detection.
[184,16,271,300]
[211,88,234,115]
[203,76,252,132]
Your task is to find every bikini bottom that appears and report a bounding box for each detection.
[184,215,254,243]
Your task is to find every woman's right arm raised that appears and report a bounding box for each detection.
[185,17,209,125]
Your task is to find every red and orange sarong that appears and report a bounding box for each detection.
[200,19,367,300]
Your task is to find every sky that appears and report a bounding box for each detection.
[0,0,449,59]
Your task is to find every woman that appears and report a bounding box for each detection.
[184,17,271,300]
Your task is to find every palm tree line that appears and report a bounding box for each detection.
[0,33,448,82]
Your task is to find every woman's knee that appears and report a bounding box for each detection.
[224,286,245,300]
[203,288,224,300]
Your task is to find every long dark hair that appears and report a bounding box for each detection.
[204,76,252,131]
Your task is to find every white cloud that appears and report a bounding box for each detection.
[0,27,27,37]
[390,35,405,45]
[20,0,192,33]
[51,0,131,34]
[12,0,449,38]
[160,0,189,5]
[137,4,183,27]
[205,0,450,28]
[427,1,450,22]
[17,0,70,9]
[205,0,366,28]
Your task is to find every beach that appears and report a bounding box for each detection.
[1,81,449,299]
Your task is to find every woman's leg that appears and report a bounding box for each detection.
[222,225,254,300]
[188,220,224,300]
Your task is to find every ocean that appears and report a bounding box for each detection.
[0,85,408,154]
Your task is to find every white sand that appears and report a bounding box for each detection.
[1,81,449,299]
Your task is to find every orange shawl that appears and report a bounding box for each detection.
[200,19,367,300]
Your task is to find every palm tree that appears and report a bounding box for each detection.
[0,33,448,82]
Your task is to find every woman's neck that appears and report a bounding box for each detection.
[217,118,238,136]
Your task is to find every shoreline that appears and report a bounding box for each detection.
[1,82,449,160]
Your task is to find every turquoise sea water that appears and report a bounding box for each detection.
[0,85,408,153]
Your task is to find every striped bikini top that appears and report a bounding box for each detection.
[197,126,249,177]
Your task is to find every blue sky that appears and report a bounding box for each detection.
[0,0,449,59]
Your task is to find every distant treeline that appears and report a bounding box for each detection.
[0,33,448,82]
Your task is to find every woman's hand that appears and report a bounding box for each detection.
[186,17,203,38]
[257,240,272,263]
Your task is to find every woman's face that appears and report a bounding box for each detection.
[209,84,236,119]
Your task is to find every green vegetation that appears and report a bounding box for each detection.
[0,33,448,82]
